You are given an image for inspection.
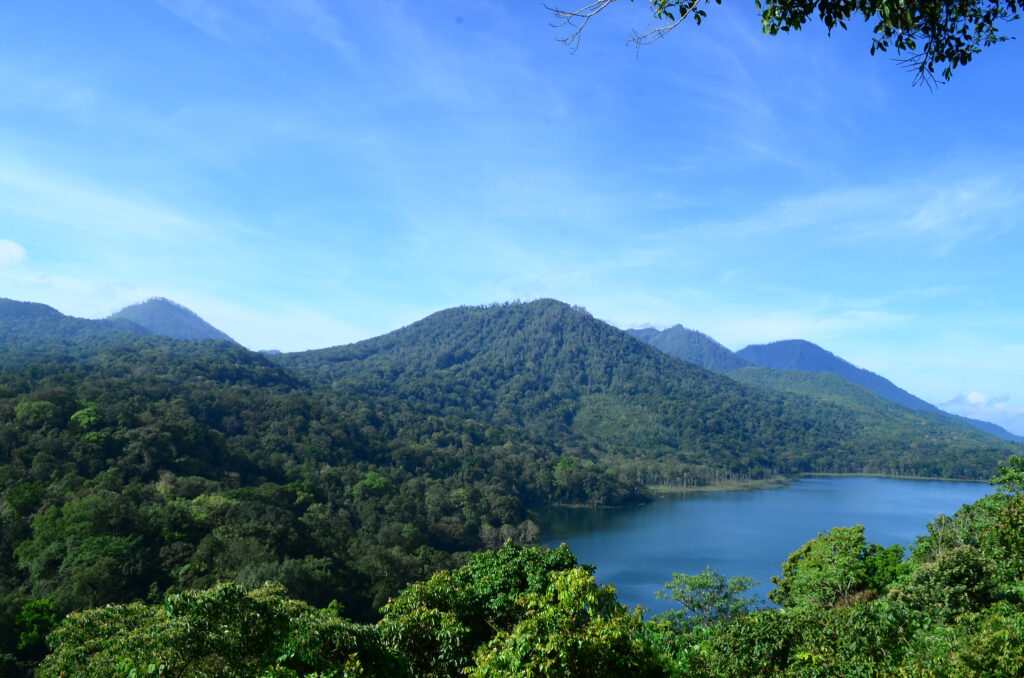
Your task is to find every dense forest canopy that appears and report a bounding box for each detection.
[30,459,1024,676]
[0,296,1020,674]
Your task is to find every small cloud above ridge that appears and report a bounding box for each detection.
[0,240,26,267]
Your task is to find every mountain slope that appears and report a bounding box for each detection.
[0,312,554,621]
[0,298,149,368]
[735,339,1023,442]
[276,300,1015,483]
[627,325,749,372]
[109,297,235,343]
[955,415,1024,442]
[737,339,938,412]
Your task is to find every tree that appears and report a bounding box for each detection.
[769,525,906,608]
[992,454,1024,495]
[889,544,997,622]
[653,566,762,630]
[377,542,582,677]
[548,0,1020,85]
[468,568,671,677]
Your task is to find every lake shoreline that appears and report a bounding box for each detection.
[546,472,989,509]
[648,472,989,496]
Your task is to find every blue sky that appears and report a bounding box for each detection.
[1,1,1022,434]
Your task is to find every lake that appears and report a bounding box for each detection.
[540,476,992,613]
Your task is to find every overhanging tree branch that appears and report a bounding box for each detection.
[546,0,697,53]
[548,0,1021,84]
[546,0,619,53]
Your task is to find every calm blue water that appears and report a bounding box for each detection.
[540,476,991,613]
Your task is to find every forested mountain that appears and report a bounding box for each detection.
[0,298,149,368]
[627,325,750,372]
[1,297,1020,673]
[108,297,236,343]
[958,416,1024,442]
[735,339,1024,442]
[730,367,1007,438]
[736,339,938,411]
[276,299,1015,483]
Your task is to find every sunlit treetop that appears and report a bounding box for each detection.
[548,0,1021,85]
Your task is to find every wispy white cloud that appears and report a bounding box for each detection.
[155,0,356,58]
[679,168,1021,257]
[0,155,229,244]
[260,0,357,59]
[0,239,26,267]
[154,0,254,42]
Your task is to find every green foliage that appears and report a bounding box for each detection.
[69,404,102,435]
[13,401,62,430]
[468,568,671,677]
[890,544,998,622]
[653,567,762,630]
[377,542,581,677]
[993,455,1024,494]
[899,601,1024,676]
[22,458,1024,676]
[279,299,1014,491]
[39,582,401,678]
[755,0,1020,84]
[684,598,924,676]
[769,525,906,609]
[15,597,58,660]
[0,314,554,621]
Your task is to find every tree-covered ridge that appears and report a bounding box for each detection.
[730,366,936,415]
[737,339,939,412]
[277,299,1015,483]
[731,362,1024,443]
[108,297,236,343]
[627,325,750,373]
[35,458,1024,676]
[0,298,149,368]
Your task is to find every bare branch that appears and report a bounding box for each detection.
[895,52,940,91]
[628,9,691,53]
[546,0,695,55]
[545,0,620,53]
